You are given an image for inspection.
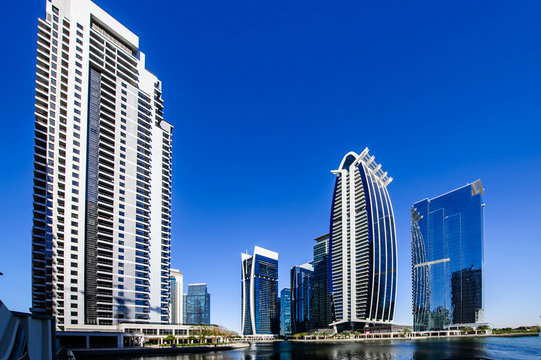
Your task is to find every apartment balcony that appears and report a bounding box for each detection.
[117,60,138,82]
[97,307,113,313]
[96,284,113,292]
[96,277,113,286]
[89,36,105,52]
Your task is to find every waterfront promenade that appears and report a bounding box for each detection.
[71,343,249,359]
[289,329,480,341]
[288,331,539,343]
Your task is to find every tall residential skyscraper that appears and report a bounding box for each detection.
[31,0,172,329]
[291,263,314,334]
[183,284,210,325]
[412,180,485,331]
[170,269,183,324]
[312,233,331,329]
[329,148,397,331]
[279,288,292,337]
[241,246,279,336]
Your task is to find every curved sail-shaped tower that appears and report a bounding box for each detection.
[329,148,397,331]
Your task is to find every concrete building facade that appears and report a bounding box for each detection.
[31,0,172,329]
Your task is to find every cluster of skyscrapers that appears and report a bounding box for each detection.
[29,0,485,337]
[241,150,485,336]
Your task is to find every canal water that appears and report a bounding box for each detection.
[90,336,540,360]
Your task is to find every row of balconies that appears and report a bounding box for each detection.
[137,113,152,129]
[138,94,152,109]
[116,57,138,82]
[117,70,137,88]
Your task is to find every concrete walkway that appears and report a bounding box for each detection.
[72,343,249,358]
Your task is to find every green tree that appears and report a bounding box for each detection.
[216,326,240,342]
[194,325,214,343]
[187,335,197,344]
[164,334,175,345]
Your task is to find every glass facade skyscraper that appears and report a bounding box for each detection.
[183,284,210,325]
[279,288,292,336]
[412,180,485,331]
[312,233,331,329]
[31,0,172,329]
[329,148,397,331]
[241,246,279,336]
[291,263,314,334]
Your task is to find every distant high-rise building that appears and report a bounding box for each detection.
[31,0,172,329]
[279,288,292,337]
[312,233,331,329]
[329,148,397,331]
[183,284,210,325]
[412,180,485,331]
[241,246,279,336]
[170,269,183,324]
[291,263,314,334]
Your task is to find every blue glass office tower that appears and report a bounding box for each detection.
[291,263,314,333]
[183,284,210,325]
[329,148,397,331]
[412,180,485,331]
[241,246,279,336]
[313,234,331,329]
[280,288,292,336]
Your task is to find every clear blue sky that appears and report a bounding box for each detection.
[1,0,540,332]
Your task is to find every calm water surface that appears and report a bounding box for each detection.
[97,337,540,360]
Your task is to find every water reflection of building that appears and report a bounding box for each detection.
[411,180,485,331]
[451,266,482,324]
[411,208,431,331]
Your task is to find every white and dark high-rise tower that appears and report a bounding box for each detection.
[241,247,279,336]
[32,0,172,329]
[170,269,183,325]
[329,148,397,331]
